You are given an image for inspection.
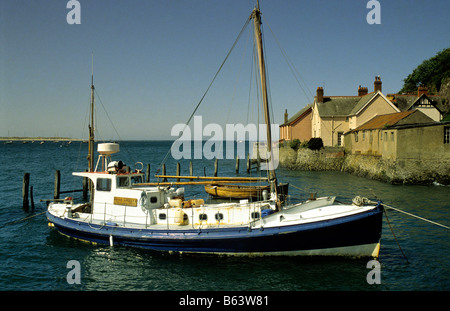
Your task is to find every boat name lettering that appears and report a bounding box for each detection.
[114,197,138,207]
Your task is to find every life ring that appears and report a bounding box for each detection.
[139,191,148,212]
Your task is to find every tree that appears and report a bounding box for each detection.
[399,48,450,94]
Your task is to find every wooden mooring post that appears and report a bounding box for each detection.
[22,173,30,210]
[54,170,61,200]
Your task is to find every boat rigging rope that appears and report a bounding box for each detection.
[158,16,252,172]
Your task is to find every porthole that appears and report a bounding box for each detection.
[251,212,260,219]
[199,214,208,221]
[159,213,167,220]
[215,213,224,221]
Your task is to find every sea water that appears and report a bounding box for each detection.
[0,141,448,291]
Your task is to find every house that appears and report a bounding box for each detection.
[311,76,400,146]
[343,110,435,157]
[279,105,312,142]
[387,86,445,121]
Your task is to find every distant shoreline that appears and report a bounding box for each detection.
[0,137,84,142]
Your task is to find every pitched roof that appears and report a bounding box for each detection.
[281,104,312,126]
[387,93,445,113]
[348,110,435,133]
[315,91,397,117]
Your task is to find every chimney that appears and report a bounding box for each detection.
[374,76,382,93]
[316,87,324,103]
[417,85,428,97]
[358,85,368,96]
[284,109,288,123]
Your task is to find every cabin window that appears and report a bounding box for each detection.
[96,178,111,191]
[150,196,158,203]
[199,214,208,221]
[131,176,143,184]
[117,176,129,187]
[444,126,450,144]
[159,213,167,220]
[215,213,224,221]
[251,212,260,219]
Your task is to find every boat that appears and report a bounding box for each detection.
[205,182,288,201]
[46,2,383,258]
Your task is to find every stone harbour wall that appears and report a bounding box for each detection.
[279,146,450,185]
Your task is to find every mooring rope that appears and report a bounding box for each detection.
[383,208,410,263]
[0,211,47,229]
[370,201,450,230]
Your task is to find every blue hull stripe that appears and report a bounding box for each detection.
[47,205,383,255]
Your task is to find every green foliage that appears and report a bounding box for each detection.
[289,139,301,150]
[307,138,324,150]
[399,48,450,94]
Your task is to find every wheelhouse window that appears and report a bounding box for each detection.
[131,175,143,185]
[97,178,111,191]
[117,176,129,187]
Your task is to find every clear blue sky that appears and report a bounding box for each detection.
[1,0,449,140]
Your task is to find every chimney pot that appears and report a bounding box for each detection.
[417,85,428,97]
[374,76,382,93]
[316,87,324,103]
[358,85,368,96]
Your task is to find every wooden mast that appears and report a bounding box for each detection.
[87,56,95,202]
[88,56,95,173]
[251,2,278,199]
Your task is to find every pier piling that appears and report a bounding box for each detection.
[22,173,30,210]
[54,170,60,200]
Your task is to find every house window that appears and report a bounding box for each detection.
[96,178,111,191]
[362,131,366,141]
[337,132,344,146]
[444,126,450,144]
[391,132,395,141]
[354,132,358,142]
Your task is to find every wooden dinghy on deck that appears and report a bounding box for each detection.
[205,183,289,200]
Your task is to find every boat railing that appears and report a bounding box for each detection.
[88,200,272,229]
